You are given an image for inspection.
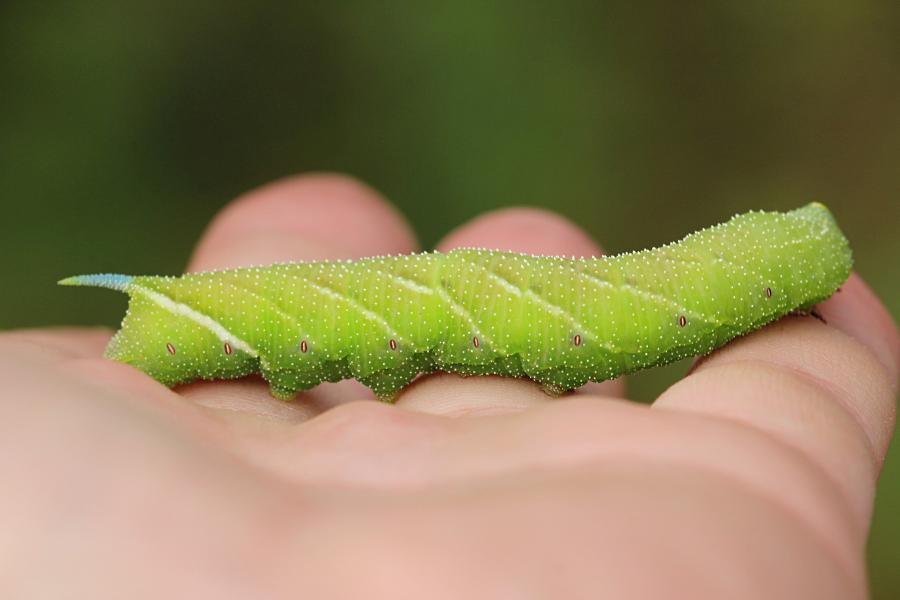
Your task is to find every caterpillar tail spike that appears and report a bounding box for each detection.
[58,274,134,292]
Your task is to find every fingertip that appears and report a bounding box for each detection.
[820,273,900,386]
[438,207,604,257]
[190,173,418,271]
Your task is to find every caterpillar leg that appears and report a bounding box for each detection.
[262,359,352,401]
[533,366,589,398]
[358,354,438,403]
[539,382,568,397]
[789,307,827,324]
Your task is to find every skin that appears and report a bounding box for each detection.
[1,173,897,599]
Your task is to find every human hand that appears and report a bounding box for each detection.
[2,174,897,598]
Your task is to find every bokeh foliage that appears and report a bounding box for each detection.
[1,1,898,595]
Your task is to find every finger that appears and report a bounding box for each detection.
[818,274,899,381]
[181,173,419,420]
[655,272,899,535]
[189,173,417,272]
[395,208,625,417]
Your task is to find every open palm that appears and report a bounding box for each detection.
[2,174,897,599]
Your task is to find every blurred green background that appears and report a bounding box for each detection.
[2,1,898,594]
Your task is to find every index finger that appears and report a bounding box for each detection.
[655,273,898,535]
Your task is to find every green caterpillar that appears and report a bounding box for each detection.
[60,203,852,401]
